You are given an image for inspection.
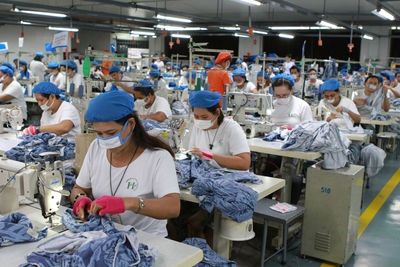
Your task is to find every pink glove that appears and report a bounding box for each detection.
[22,126,38,136]
[94,196,125,216]
[200,149,213,160]
[73,197,92,216]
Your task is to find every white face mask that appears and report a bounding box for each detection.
[236,80,244,86]
[97,121,133,150]
[309,74,317,79]
[40,98,55,111]
[258,82,265,87]
[194,116,217,130]
[0,76,4,83]
[276,97,291,105]
[368,84,377,91]
[135,97,148,106]
[291,74,298,80]
[326,98,335,104]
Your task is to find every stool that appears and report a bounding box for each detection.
[376,132,398,154]
[254,198,305,266]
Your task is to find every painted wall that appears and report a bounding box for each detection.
[72,29,112,54]
[360,26,391,66]
[238,36,263,58]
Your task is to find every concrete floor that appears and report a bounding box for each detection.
[231,156,400,267]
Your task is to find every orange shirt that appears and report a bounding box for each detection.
[207,66,232,105]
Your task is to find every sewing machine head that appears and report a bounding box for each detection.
[0,106,24,132]
[227,92,273,119]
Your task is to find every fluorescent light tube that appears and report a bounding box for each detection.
[234,33,249,38]
[171,34,191,39]
[131,31,155,36]
[238,0,262,6]
[13,8,67,18]
[156,25,207,31]
[362,34,374,40]
[371,8,395,21]
[220,27,240,31]
[48,26,79,32]
[156,14,191,23]
[253,30,268,35]
[20,21,32,25]
[316,20,338,29]
[279,33,294,39]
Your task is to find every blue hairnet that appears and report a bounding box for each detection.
[60,60,67,66]
[257,71,269,79]
[248,64,253,69]
[64,60,76,69]
[235,59,242,64]
[271,74,295,86]
[169,82,177,87]
[173,65,180,70]
[204,65,214,70]
[33,81,60,95]
[115,62,122,66]
[395,71,400,77]
[135,80,153,88]
[182,64,189,68]
[19,60,27,66]
[48,61,59,68]
[186,71,197,79]
[13,58,18,63]
[91,61,99,66]
[149,69,161,78]
[193,60,201,65]
[321,79,340,93]
[232,68,246,77]
[2,62,15,72]
[36,52,44,58]
[0,66,14,76]
[189,91,221,108]
[359,67,366,72]
[166,61,172,65]
[151,63,159,69]
[86,90,134,122]
[109,66,121,74]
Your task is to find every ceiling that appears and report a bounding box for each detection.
[0,0,399,37]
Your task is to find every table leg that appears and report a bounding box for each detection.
[377,125,383,148]
[213,209,230,259]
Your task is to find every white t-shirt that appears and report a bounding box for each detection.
[134,96,172,119]
[283,61,295,74]
[154,79,169,100]
[76,144,179,237]
[29,60,47,82]
[304,79,323,97]
[105,76,133,92]
[188,118,250,156]
[318,96,360,129]
[232,81,256,93]
[271,96,313,128]
[0,80,27,119]
[293,78,304,97]
[50,72,66,91]
[66,73,84,95]
[40,101,81,141]
[15,70,32,80]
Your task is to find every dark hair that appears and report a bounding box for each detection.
[290,66,300,73]
[115,111,174,157]
[256,78,271,90]
[133,86,155,96]
[40,93,61,99]
[271,78,293,91]
[308,68,317,73]
[380,73,390,80]
[206,104,224,126]
[365,75,383,84]
[34,56,42,61]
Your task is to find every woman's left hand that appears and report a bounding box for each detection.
[190,147,203,158]
[90,196,125,216]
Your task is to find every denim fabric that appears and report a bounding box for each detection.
[263,128,290,142]
[0,213,47,246]
[391,99,400,108]
[360,144,386,177]
[348,143,361,164]
[183,238,236,267]
[171,101,189,115]
[321,59,337,81]
[140,118,162,131]
[191,178,258,222]
[282,121,350,169]
[370,113,392,121]
[175,158,261,189]
[62,209,118,235]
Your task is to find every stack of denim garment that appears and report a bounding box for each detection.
[360,144,386,177]
[171,101,189,115]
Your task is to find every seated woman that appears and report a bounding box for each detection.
[15,60,32,80]
[71,90,180,237]
[253,71,272,94]
[231,68,256,93]
[270,74,313,129]
[0,66,27,120]
[318,79,361,129]
[133,80,172,123]
[187,90,250,170]
[22,82,81,142]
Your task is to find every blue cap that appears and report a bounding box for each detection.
[271,74,295,86]
[193,60,201,65]
[189,91,222,108]
[0,66,14,76]
[63,60,76,69]
[235,59,242,64]
[166,62,172,66]
[2,62,15,72]
[321,79,340,93]
[151,63,159,69]
[115,62,122,66]
[395,71,400,77]
[109,66,121,74]
[91,61,99,66]
[86,90,134,122]
[232,68,246,77]
[149,69,161,78]
[60,60,67,67]
[173,65,180,70]
[230,65,238,71]
[182,64,189,68]
[248,64,253,69]
[186,71,197,79]
[13,58,18,63]
[169,82,177,87]
[359,67,366,72]
[48,61,59,68]
[36,52,44,58]
[19,60,27,66]
[135,80,153,88]
[257,71,269,79]
[204,65,214,70]
[33,81,60,95]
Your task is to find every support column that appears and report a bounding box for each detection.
[360,26,391,66]
[149,36,165,56]
[238,36,263,57]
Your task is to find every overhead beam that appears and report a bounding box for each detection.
[365,0,400,18]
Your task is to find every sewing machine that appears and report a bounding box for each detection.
[0,106,24,133]
[227,92,274,138]
[18,77,40,97]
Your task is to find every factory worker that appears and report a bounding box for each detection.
[392,71,400,98]
[270,74,313,129]
[105,66,134,94]
[133,80,172,122]
[47,61,65,91]
[13,59,20,71]
[267,65,275,79]
[359,67,367,78]
[64,60,85,96]
[231,68,256,93]
[59,60,67,73]
[318,79,360,129]
[304,68,323,99]
[290,65,304,97]
[181,64,189,74]
[22,82,81,141]
[381,71,400,99]
[172,65,181,77]
[165,61,173,73]
[29,52,47,82]
[15,60,32,80]
[253,71,272,94]
[90,61,104,80]
[71,90,180,237]
[2,62,15,74]
[153,58,164,70]
[0,66,27,120]
[207,52,232,105]
[149,69,169,99]
[353,75,390,118]
[283,54,295,74]
[188,91,251,170]
[193,60,202,70]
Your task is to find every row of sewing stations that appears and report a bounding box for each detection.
[1,51,399,267]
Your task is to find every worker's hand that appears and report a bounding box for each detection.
[382,85,391,94]
[336,106,344,113]
[190,147,213,159]
[73,197,92,221]
[280,125,293,130]
[353,98,366,105]
[330,113,337,119]
[114,82,122,87]
[391,80,398,88]
[90,195,125,216]
[22,126,38,136]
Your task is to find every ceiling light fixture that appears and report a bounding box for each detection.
[371,8,395,21]
[171,34,191,39]
[253,30,268,35]
[237,0,262,6]
[278,33,294,39]
[362,34,374,40]
[234,33,249,38]
[156,25,207,31]
[219,27,240,31]
[12,8,67,18]
[48,26,79,32]
[156,14,191,23]
[130,31,155,36]
[20,21,32,25]
[316,20,339,29]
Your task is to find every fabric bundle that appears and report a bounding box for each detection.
[171,100,189,115]
[360,144,387,177]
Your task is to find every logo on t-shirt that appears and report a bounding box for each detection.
[126,178,138,191]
